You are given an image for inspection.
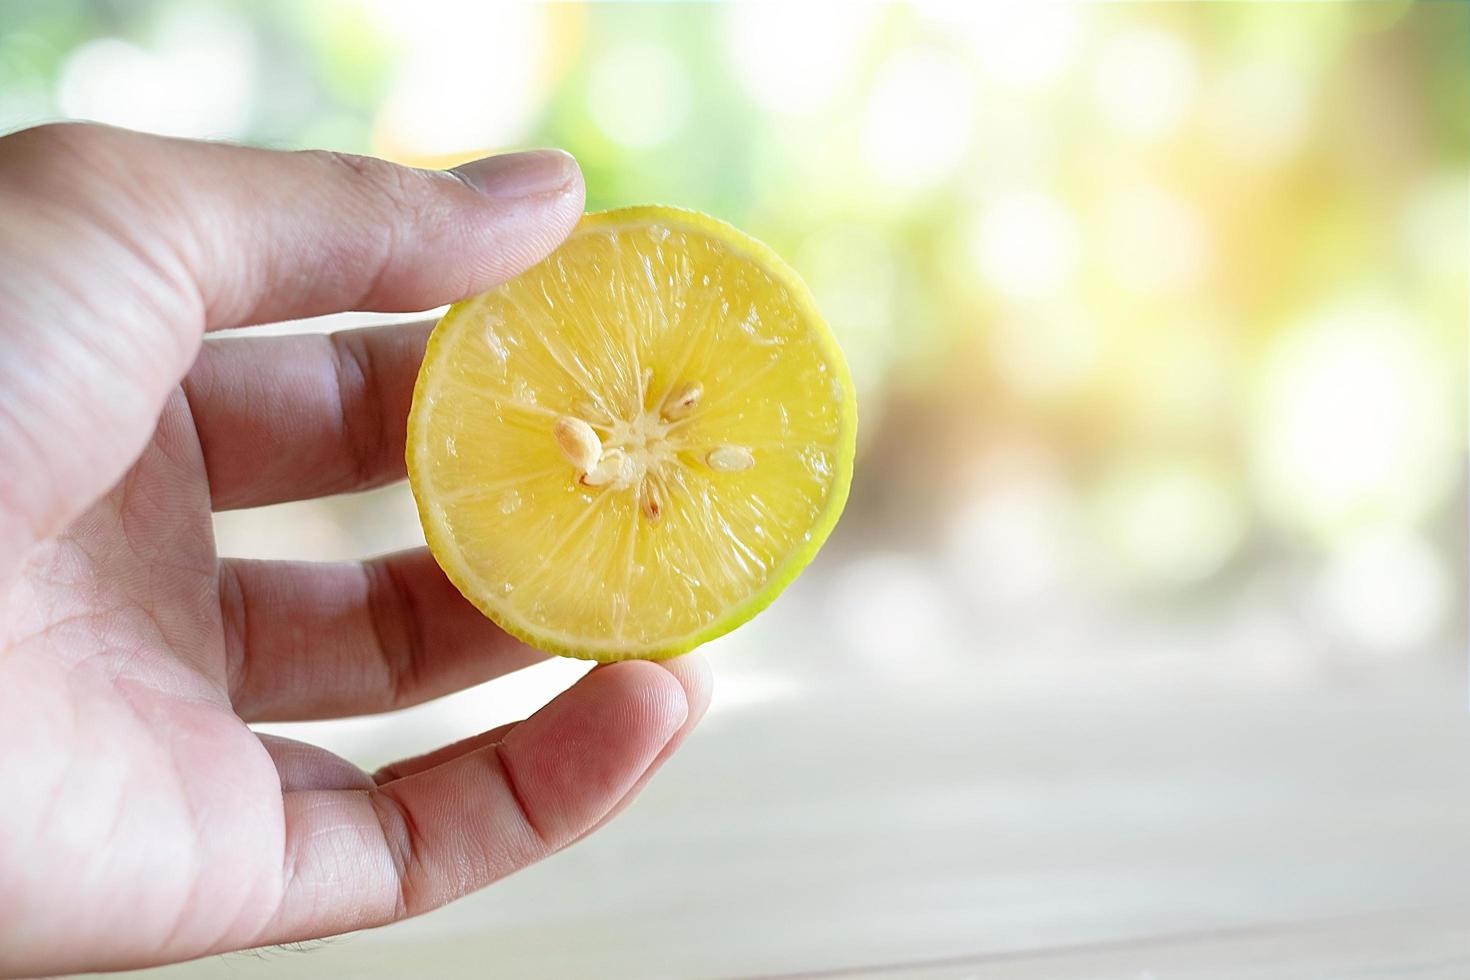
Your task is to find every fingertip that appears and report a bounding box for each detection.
[566,654,712,844]
[654,653,713,730]
[442,151,586,308]
[495,658,685,844]
[586,659,691,743]
[449,148,582,202]
[587,654,710,732]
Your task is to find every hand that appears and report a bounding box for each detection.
[0,123,710,977]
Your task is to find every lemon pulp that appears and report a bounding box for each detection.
[407,206,856,660]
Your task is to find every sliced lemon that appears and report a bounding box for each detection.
[407,206,856,660]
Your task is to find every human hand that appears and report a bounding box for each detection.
[0,122,710,977]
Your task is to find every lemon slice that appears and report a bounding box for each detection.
[407,206,856,660]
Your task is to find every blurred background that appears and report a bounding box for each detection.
[4,1,1468,976]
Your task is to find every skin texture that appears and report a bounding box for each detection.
[0,122,711,977]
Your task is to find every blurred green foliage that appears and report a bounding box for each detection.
[1,1,1466,645]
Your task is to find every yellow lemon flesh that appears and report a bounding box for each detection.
[407,206,856,660]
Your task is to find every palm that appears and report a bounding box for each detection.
[0,123,708,977]
[2,390,310,959]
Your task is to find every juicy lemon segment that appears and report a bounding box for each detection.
[407,206,856,660]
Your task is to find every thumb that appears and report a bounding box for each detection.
[28,122,585,330]
[0,122,583,567]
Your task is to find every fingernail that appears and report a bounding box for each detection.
[451,148,578,199]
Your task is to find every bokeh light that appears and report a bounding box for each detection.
[795,224,900,399]
[369,0,548,159]
[1093,27,1198,139]
[1097,183,1212,296]
[1205,56,1312,167]
[59,9,256,139]
[945,463,1077,608]
[1090,458,1247,587]
[986,299,1101,400]
[926,1,1086,91]
[1251,299,1457,540]
[971,188,1081,301]
[586,41,691,149]
[1312,528,1451,654]
[1122,317,1236,438]
[1399,172,1470,286]
[826,551,955,677]
[726,3,878,115]
[860,45,975,189]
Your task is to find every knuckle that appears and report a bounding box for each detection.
[309,148,388,185]
[217,560,252,704]
[0,121,113,191]
[328,331,384,492]
[5,120,100,156]
[307,149,431,214]
[303,149,440,305]
[366,788,418,920]
[493,741,554,850]
[361,555,423,711]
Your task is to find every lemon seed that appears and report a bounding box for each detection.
[553,416,601,472]
[661,382,703,421]
[706,446,755,472]
[640,480,664,523]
